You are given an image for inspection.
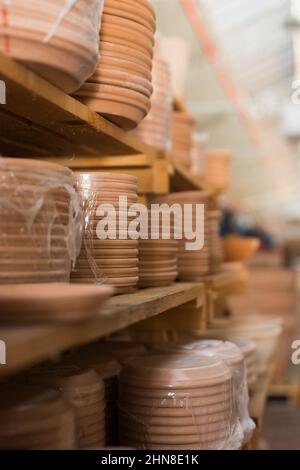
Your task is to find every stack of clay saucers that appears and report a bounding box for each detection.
[208,211,223,274]
[0,0,102,93]
[119,354,234,450]
[166,340,253,446]
[72,172,139,294]
[65,350,121,446]
[0,384,76,450]
[134,56,172,151]
[0,157,82,284]
[154,192,210,280]
[0,283,112,325]
[25,365,105,449]
[139,210,179,288]
[74,0,156,129]
[232,339,258,390]
[171,112,195,169]
[204,151,232,192]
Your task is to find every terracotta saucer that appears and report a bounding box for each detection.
[78,249,139,258]
[95,55,152,81]
[101,14,155,46]
[88,70,153,98]
[100,41,153,70]
[104,3,155,32]
[121,418,229,436]
[77,97,146,130]
[76,172,138,184]
[80,239,138,248]
[73,267,138,277]
[100,25,153,57]
[120,428,229,446]
[0,283,113,324]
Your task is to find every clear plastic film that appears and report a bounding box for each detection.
[0,157,83,284]
[0,0,104,93]
[161,341,255,447]
[118,353,245,450]
[71,172,139,294]
[134,56,173,152]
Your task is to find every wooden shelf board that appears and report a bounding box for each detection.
[0,53,157,159]
[170,159,216,195]
[0,282,203,378]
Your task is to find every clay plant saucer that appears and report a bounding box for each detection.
[73,267,138,277]
[138,271,178,280]
[100,25,154,57]
[88,69,153,98]
[76,172,138,185]
[78,249,139,259]
[139,265,177,274]
[121,418,229,436]
[102,13,155,43]
[81,240,138,249]
[120,391,230,409]
[93,56,152,82]
[121,354,231,390]
[77,97,146,130]
[76,258,137,268]
[104,1,156,32]
[100,41,152,70]
[0,283,113,324]
[120,427,229,446]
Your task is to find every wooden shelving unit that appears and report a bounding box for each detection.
[0,56,253,437]
[0,283,203,379]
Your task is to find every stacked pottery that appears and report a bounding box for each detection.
[134,56,172,151]
[171,112,195,169]
[138,210,179,288]
[0,158,82,284]
[25,365,105,449]
[205,151,232,192]
[0,0,103,93]
[119,354,234,450]
[154,192,210,280]
[0,384,76,450]
[165,340,253,446]
[66,351,121,446]
[233,339,258,390]
[74,0,156,129]
[208,211,223,274]
[72,172,139,294]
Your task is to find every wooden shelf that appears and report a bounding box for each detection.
[0,282,203,378]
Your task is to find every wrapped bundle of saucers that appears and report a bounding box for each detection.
[74,0,156,129]
[162,340,254,446]
[0,0,104,93]
[0,384,76,450]
[134,56,172,151]
[204,151,232,192]
[25,365,105,449]
[208,211,223,274]
[119,354,236,450]
[0,157,82,284]
[232,339,258,390]
[153,192,210,280]
[139,210,179,288]
[171,112,195,169]
[65,350,121,446]
[72,172,139,294]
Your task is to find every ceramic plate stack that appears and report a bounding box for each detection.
[208,211,223,274]
[0,283,112,324]
[232,339,258,389]
[25,365,105,449]
[171,112,195,169]
[0,384,76,450]
[66,350,121,446]
[134,56,172,151]
[119,354,233,450]
[205,151,232,192]
[154,192,210,280]
[72,172,139,294]
[0,157,82,284]
[0,0,103,93]
[74,0,156,129]
[139,210,179,288]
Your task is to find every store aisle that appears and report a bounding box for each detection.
[263,402,300,450]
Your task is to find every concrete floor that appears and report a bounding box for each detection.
[262,401,300,450]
